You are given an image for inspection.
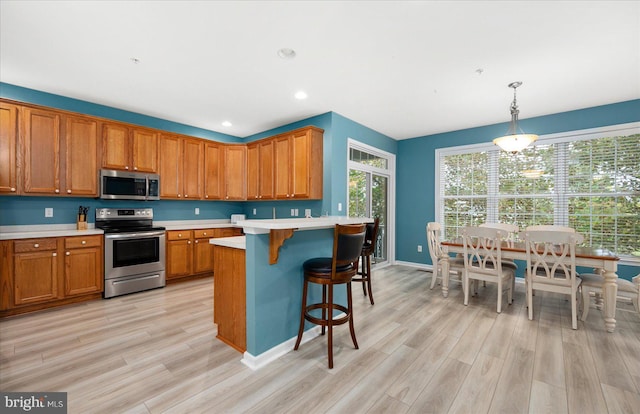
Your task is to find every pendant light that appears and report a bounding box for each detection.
[493,81,538,153]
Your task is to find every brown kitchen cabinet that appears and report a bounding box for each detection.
[204,141,223,200]
[213,244,246,352]
[0,236,104,317]
[222,144,247,200]
[21,107,62,195]
[247,139,274,200]
[166,228,243,281]
[102,122,158,173]
[166,230,194,280]
[10,103,98,197]
[274,126,323,200]
[0,102,18,194]
[64,235,103,296]
[159,134,203,199]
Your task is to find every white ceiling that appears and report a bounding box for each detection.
[1,1,639,140]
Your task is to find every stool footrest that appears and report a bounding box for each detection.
[304,303,350,326]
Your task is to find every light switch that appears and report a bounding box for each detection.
[338,203,342,212]
[45,208,53,217]
[195,207,200,215]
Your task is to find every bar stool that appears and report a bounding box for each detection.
[293,223,367,369]
[352,217,379,305]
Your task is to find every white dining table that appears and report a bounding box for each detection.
[440,240,621,333]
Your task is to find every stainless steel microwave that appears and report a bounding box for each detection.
[99,169,160,201]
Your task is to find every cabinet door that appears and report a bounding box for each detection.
[291,130,311,198]
[182,139,203,199]
[258,139,275,199]
[223,145,246,200]
[102,123,130,170]
[193,237,213,274]
[64,246,102,296]
[166,239,192,279]
[246,143,259,200]
[22,108,61,194]
[159,134,181,198]
[0,102,18,194]
[274,135,291,199]
[204,142,222,200]
[14,250,58,305]
[131,128,158,172]
[64,116,98,196]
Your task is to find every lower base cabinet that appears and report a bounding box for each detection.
[213,244,246,352]
[166,227,242,281]
[0,235,103,317]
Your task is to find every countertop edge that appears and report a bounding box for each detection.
[209,236,246,250]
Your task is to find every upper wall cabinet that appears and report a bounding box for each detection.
[102,122,158,173]
[274,126,323,200]
[247,139,274,200]
[203,141,223,200]
[21,107,61,195]
[159,134,203,199]
[64,115,98,196]
[0,102,18,194]
[223,145,247,200]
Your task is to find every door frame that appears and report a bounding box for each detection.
[347,138,396,266]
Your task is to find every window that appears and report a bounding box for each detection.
[436,123,640,261]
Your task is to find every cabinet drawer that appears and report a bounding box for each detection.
[64,235,102,249]
[214,227,242,238]
[194,229,216,239]
[167,230,193,241]
[14,238,57,253]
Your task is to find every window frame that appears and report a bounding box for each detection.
[435,122,640,265]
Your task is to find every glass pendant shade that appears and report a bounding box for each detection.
[493,81,538,153]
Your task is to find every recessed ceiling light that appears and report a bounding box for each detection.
[277,48,296,59]
[130,57,141,64]
[294,91,308,100]
[221,121,232,127]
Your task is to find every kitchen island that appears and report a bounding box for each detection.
[210,216,372,370]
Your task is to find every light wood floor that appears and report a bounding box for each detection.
[1,265,639,414]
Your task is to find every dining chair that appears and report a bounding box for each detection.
[524,230,582,329]
[426,222,464,290]
[461,226,515,313]
[479,222,519,271]
[293,223,366,369]
[525,225,576,233]
[581,272,640,321]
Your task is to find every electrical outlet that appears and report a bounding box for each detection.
[417,245,423,252]
[195,207,200,215]
[253,208,257,215]
[294,208,299,216]
[291,208,295,216]
[45,208,53,217]
[305,209,311,217]
[338,202,342,212]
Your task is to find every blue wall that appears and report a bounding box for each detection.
[396,99,640,281]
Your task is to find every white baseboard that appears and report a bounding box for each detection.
[393,260,433,271]
[241,325,322,371]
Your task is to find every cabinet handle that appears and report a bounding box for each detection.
[125,166,129,170]
[185,195,188,198]
[178,194,182,198]
[195,240,199,244]
[10,187,16,192]
[81,240,86,245]
[178,234,182,237]
[52,253,57,257]
[205,195,209,199]
[55,189,60,193]
[34,243,39,248]
[133,166,138,171]
[66,252,70,256]
[187,241,191,244]
[67,189,72,194]
[203,232,207,236]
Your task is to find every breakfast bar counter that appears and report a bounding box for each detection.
[213,216,372,369]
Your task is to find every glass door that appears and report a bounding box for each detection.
[348,143,393,265]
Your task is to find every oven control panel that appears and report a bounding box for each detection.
[96,208,154,220]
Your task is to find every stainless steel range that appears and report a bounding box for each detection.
[96,208,166,298]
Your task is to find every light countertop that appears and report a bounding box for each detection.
[209,236,246,250]
[236,216,373,234]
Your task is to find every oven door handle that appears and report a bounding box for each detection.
[112,274,161,285]
[105,231,166,239]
